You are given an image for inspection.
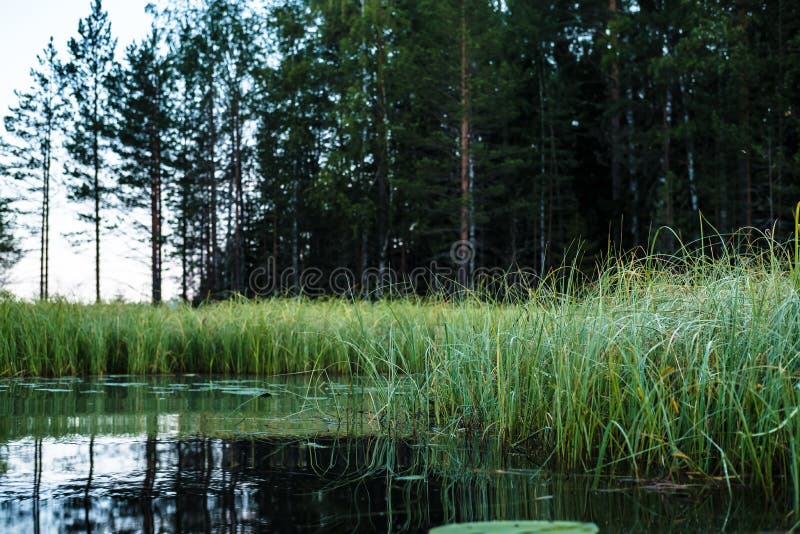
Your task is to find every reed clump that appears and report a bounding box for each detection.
[1,234,799,502]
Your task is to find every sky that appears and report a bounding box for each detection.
[0,0,167,302]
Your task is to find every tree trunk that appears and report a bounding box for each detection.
[662,89,673,232]
[232,91,244,294]
[40,129,49,301]
[459,0,471,288]
[626,88,639,244]
[538,61,547,274]
[208,84,218,296]
[151,130,162,304]
[736,0,752,231]
[680,78,699,215]
[272,182,279,275]
[608,0,622,241]
[291,161,299,294]
[93,103,101,304]
[373,6,390,276]
[739,93,752,230]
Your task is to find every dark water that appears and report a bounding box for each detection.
[0,376,792,533]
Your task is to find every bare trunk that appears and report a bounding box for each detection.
[291,161,299,293]
[151,131,162,304]
[93,116,101,304]
[661,31,673,238]
[775,0,784,228]
[459,1,471,288]
[538,62,547,274]
[40,130,49,301]
[626,88,639,243]
[736,0,752,231]
[608,0,622,240]
[374,9,390,275]
[232,92,244,294]
[680,79,699,215]
[663,90,673,230]
[272,185,279,271]
[469,155,475,277]
[208,85,218,295]
[205,25,218,297]
[180,197,188,302]
[740,96,752,229]
[44,153,49,300]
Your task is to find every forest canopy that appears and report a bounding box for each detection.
[2,0,798,302]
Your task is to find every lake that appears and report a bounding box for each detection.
[0,375,790,532]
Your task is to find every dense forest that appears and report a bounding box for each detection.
[1,0,799,302]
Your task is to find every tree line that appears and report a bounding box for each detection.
[1,0,798,303]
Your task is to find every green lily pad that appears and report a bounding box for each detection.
[429,521,599,534]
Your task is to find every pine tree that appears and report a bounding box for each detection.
[112,25,172,304]
[255,0,327,294]
[2,38,65,300]
[0,196,19,279]
[63,0,117,303]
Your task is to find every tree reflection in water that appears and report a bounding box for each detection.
[0,376,793,532]
[0,436,793,533]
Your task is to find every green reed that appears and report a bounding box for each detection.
[0,231,799,505]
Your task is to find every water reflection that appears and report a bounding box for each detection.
[0,376,792,532]
[0,436,791,533]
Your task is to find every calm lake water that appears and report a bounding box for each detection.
[0,375,792,533]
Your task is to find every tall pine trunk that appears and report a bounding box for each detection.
[93,98,101,304]
[459,0,471,288]
[374,9,390,275]
[207,84,218,296]
[680,78,699,216]
[736,0,752,232]
[232,92,244,294]
[40,124,51,301]
[608,0,622,242]
[538,62,547,274]
[150,128,162,304]
[663,91,672,231]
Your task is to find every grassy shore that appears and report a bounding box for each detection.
[1,239,800,505]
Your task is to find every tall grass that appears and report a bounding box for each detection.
[0,297,430,376]
[1,231,800,503]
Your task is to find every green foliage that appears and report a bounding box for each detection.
[0,198,19,274]
[2,241,800,506]
[61,0,117,303]
[63,0,117,201]
[2,37,65,298]
[2,0,794,301]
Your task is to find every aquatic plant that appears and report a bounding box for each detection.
[0,230,799,510]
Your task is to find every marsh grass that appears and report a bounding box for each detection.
[1,230,800,504]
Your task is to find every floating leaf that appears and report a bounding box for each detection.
[429,521,599,534]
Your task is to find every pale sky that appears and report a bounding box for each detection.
[0,0,171,302]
